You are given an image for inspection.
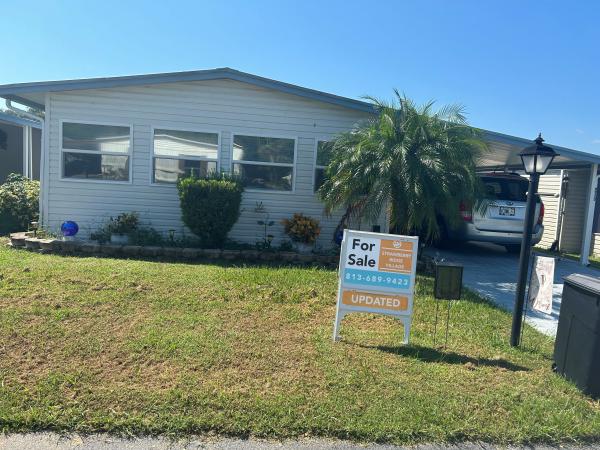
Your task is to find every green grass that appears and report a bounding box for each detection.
[0,240,599,444]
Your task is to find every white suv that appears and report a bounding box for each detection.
[439,172,544,253]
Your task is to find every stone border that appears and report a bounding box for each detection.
[8,232,339,266]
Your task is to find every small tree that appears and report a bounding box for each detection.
[0,174,40,235]
[177,173,243,247]
[319,92,486,243]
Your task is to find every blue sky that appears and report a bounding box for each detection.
[2,0,599,152]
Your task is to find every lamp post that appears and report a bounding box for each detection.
[510,134,558,347]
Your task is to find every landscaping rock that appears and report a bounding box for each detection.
[24,238,41,251]
[122,245,142,257]
[101,244,122,256]
[279,251,297,262]
[140,246,162,257]
[241,250,260,260]
[162,247,183,259]
[81,243,101,254]
[182,248,201,259]
[203,248,222,259]
[38,239,58,253]
[221,249,240,260]
[9,233,27,248]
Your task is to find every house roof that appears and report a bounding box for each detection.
[0,67,376,113]
[0,111,42,129]
[1,67,599,169]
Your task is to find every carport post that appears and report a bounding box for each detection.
[580,163,598,266]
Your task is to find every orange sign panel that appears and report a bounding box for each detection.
[378,239,414,273]
[341,289,409,312]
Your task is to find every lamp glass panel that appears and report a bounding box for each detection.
[535,154,554,174]
[521,154,536,174]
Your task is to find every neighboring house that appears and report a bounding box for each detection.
[0,111,42,183]
[0,68,599,256]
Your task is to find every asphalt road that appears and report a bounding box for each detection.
[0,434,599,450]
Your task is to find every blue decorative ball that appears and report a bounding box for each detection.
[61,221,79,237]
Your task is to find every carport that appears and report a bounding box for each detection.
[481,130,600,266]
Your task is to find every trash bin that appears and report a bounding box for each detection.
[553,273,600,398]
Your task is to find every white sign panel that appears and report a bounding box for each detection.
[528,255,555,315]
[333,229,419,343]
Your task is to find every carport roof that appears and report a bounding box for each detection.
[481,129,600,170]
[1,67,599,170]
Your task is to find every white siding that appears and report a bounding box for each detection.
[559,168,590,254]
[44,79,385,247]
[537,171,562,249]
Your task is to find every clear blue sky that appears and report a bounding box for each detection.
[2,0,599,152]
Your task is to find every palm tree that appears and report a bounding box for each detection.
[319,91,487,243]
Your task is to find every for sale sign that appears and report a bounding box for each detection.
[333,230,418,343]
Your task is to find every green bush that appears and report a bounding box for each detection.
[177,173,243,247]
[0,174,40,235]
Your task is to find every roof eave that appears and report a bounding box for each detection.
[0,67,376,114]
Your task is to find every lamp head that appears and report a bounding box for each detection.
[519,133,558,175]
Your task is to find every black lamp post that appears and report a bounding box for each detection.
[510,134,558,347]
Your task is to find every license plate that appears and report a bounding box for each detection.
[499,206,515,216]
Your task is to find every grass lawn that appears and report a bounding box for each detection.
[1,240,599,444]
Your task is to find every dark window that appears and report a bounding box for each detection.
[232,135,295,191]
[62,122,131,181]
[232,163,293,191]
[63,152,129,181]
[481,177,529,202]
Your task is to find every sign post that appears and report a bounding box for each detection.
[333,230,419,344]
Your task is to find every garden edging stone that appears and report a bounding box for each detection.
[8,233,338,266]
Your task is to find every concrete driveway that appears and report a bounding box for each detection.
[425,242,600,337]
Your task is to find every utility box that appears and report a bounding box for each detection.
[554,274,600,398]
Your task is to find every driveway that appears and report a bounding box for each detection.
[425,242,600,337]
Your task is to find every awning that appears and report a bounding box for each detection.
[481,130,600,171]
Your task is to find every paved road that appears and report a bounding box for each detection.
[1,433,599,450]
[425,242,600,336]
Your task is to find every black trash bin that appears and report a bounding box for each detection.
[554,273,600,397]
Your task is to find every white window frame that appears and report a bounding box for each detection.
[230,132,297,193]
[150,125,221,186]
[59,119,133,184]
[313,137,332,193]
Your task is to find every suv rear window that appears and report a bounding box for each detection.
[481,177,529,202]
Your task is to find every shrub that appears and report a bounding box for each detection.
[281,213,321,244]
[106,212,139,235]
[130,227,164,246]
[177,173,243,247]
[0,174,40,235]
[90,212,141,244]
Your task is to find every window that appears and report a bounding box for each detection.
[314,140,332,192]
[481,177,529,202]
[232,134,295,191]
[62,122,131,182]
[152,128,219,184]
